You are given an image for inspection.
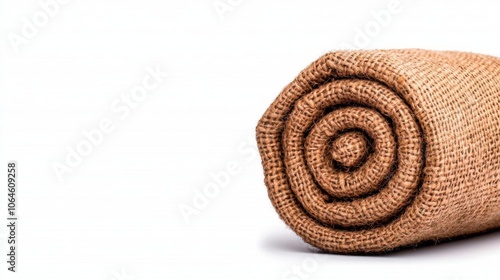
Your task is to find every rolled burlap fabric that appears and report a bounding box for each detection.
[256,49,500,254]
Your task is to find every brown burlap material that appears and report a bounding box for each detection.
[256,49,500,254]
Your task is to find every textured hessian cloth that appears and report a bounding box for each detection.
[256,49,500,253]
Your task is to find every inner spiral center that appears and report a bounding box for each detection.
[330,131,368,168]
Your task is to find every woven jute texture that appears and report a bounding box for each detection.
[256,49,500,254]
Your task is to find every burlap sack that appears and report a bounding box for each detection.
[256,49,500,253]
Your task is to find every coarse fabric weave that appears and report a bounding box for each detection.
[256,49,500,254]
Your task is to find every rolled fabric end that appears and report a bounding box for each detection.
[256,49,500,253]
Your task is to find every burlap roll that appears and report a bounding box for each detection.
[256,49,500,253]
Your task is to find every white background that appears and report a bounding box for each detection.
[0,0,500,279]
